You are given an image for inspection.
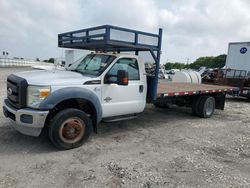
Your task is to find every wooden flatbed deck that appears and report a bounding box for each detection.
[157,81,237,97]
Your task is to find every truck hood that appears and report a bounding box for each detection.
[14,69,95,86]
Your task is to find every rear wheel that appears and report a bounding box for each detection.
[198,96,215,118]
[49,108,92,150]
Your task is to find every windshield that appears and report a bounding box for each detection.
[73,54,116,76]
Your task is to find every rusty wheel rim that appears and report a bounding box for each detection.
[59,117,85,144]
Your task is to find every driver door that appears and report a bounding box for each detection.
[101,58,146,118]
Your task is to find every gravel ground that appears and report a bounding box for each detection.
[0,67,250,188]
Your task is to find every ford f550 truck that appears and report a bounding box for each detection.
[3,25,237,149]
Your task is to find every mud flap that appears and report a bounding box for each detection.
[215,93,226,110]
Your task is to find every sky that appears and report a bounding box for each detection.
[0,0,250,64]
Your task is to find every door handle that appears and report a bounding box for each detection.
[139,85,143,93]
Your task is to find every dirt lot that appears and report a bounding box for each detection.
[0,67,250,188]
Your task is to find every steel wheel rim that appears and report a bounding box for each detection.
[59,117,85,144]
[205,98,214,116]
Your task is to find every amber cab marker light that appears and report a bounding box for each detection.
[123,77,128,84]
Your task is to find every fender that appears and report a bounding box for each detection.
[39,87,102,124]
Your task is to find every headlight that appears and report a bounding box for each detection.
[27,85,51,108]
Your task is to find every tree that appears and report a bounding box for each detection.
[212,54,226,68]
[164,62,186,70]
[164,54,227,70]
[48,58,55,63]
[189,55,226,69]
[43,58,55,63]
[188,56,214,69]
[36,57,40,61]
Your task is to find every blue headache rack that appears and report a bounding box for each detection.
[58,25,163,100]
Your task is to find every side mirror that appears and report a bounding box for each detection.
[117,70,128,85]
[105,70,128,85]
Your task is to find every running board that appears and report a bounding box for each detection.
[102,114,138,122]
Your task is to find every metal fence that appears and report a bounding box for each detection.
[0,57,52,67]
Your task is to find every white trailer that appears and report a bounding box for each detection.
[217,42,250,99]
[226,42,250,72]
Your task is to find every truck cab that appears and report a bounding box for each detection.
[3,51,150,149]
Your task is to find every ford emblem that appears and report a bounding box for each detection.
[7,88,12,95]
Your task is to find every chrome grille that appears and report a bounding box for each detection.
[7,74,28,109]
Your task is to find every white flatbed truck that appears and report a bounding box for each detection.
[3,25,237,149]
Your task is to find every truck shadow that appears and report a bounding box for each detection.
[0,106,196,155]
[226,97,250,103]
[0,124,55,155]
[95,106,195,137]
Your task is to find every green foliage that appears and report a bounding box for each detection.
[43,58,55,63]
[212,54,227,68]
[48,58,55,63]
[165,62,186,70]
[165,54,227,70]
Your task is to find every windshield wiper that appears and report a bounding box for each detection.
[71,69,82,73]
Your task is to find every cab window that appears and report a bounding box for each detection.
[108,58,140,82]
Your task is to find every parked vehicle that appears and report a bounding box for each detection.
[224,42,250,98]
[226,42,250,71]
[3,25,237,149]
[202,42,250,99]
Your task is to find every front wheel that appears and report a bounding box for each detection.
[49,108,92,150]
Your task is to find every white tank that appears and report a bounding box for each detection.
[193,71,202,83]
[172,70,201,84]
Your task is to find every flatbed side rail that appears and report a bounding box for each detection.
[157,87,238,98]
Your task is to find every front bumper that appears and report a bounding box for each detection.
[3,99,49,136]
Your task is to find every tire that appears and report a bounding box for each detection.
[49,108,92,150]
[191,96,202,116]
[198,96,215,118]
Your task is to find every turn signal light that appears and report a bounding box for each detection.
[39,89,50,98]
[123,77,128,84]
